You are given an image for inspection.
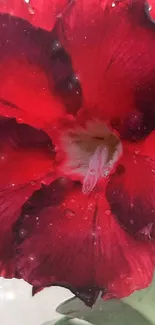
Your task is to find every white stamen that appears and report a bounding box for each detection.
[59,120,122,193]
[82,142,122,194]
[82,146,108,194]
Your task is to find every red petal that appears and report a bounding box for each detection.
[145,0,155,22]
[15,179,155,300]
[0,183,41,278]
[0,15,67,128]
[59,0,155,124]
[0,121,55,187]
[0,0,68,31]
[0,119,56,277]
[106,144,155,238]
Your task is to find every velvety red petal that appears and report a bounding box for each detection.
[0,14,70,129]
[59,0,155,129]
[0,122,55,187]
[0,118,56,277]
[15,179,155,301]
[106,141,155,238]
[0,0,68,31]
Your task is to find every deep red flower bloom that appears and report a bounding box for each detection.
[0,0,155,307]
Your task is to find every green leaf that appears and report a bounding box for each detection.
[56,274,155,325]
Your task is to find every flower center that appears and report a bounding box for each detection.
[60,120,122,194]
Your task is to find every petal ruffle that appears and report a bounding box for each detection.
[0,14,69,128]
[15,179,155,303]
[0,0,68,31]
[59,0,155,130]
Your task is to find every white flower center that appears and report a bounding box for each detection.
[59,120,122,194]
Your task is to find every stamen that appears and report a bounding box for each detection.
[82,142,122,194]
[82,146,108,194]
[59,119,122,193]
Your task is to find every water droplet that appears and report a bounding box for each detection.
[28,254,36,261]
[64,209,75,219]
[88,203,93,210]
[105,209,111,216]
[104,170,109,177]
[24,214,30,219]
[19,228,27,238]
[28,5,35,15]
[134,150,140,155]
[130,202,134,209]
[130,219,134,224]
[30,181,35,186]
[112,2,116,7]
[24,0,30,3]
[51,40,61,52]
[17,117,23,123]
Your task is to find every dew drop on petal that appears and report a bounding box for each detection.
[105,209,111,216]
[51,40,62,52]
[28,5,35,15]
[19,228,27,239]
[24,214,30,219]
[28,254,36,262]
[88,203,93,211]
[64,209,75,219]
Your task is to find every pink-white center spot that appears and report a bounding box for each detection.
[59,120,122,194]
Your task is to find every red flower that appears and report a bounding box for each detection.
[0,0,155,307]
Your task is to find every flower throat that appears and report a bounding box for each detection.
[59,120,122,194]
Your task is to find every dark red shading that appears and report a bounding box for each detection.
[106,145,155,238]
[0,14,75,129]
[0,0,68,31]
[50,38,83,115]
[58,0,155,133]
[15,179,155,301]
